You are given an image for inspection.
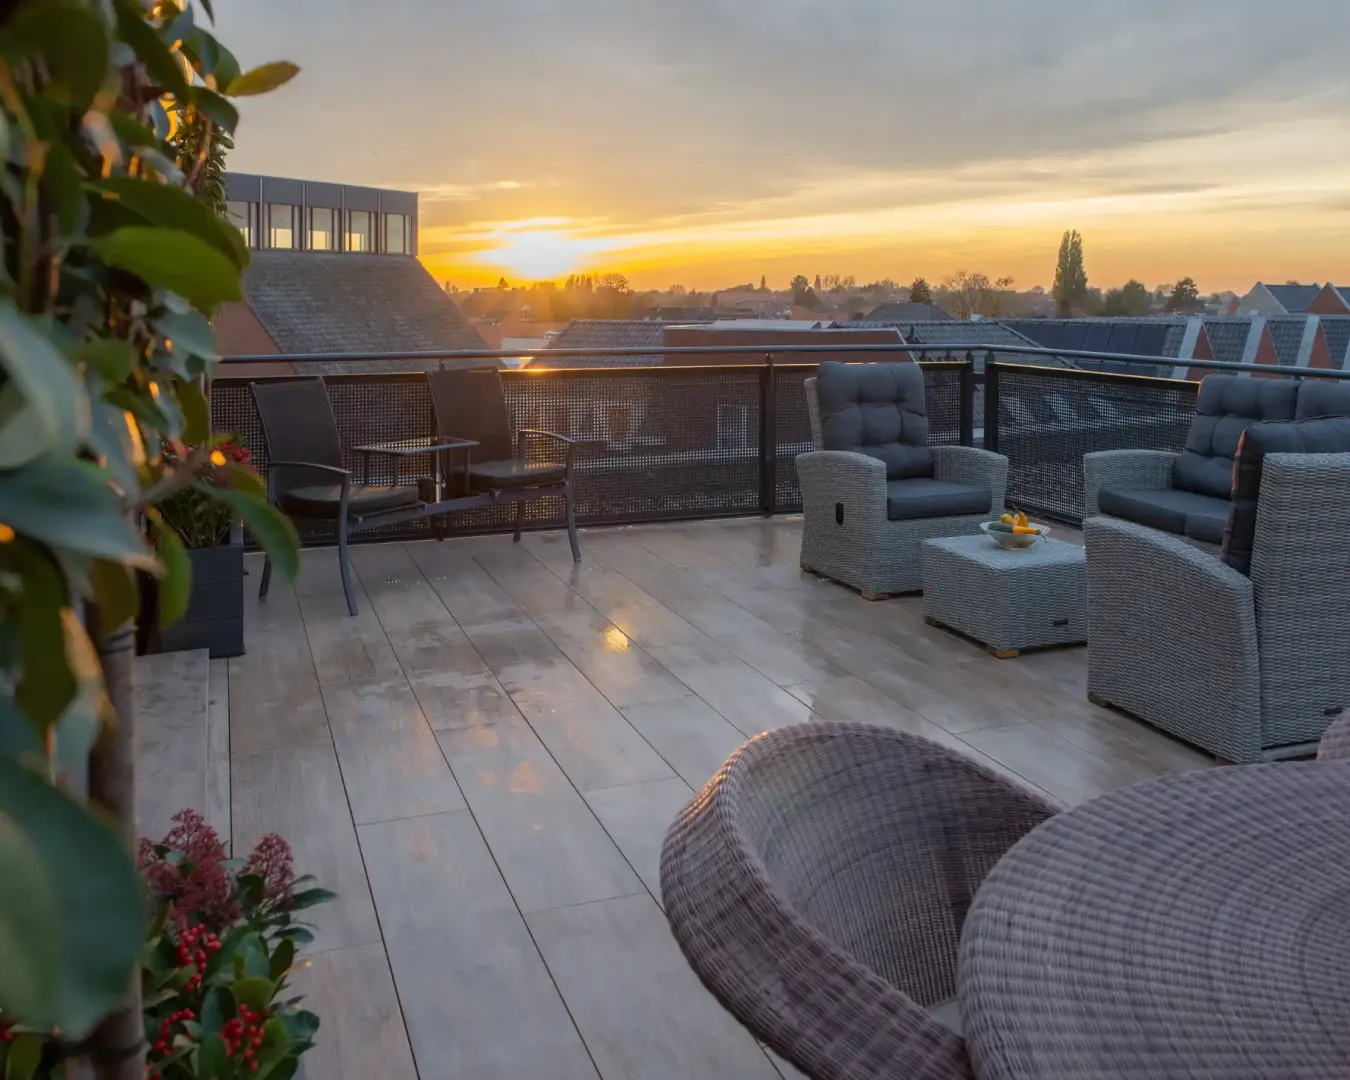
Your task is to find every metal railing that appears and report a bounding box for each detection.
[215,341,1349,538]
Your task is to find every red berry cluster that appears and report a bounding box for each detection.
[0,1017,13,1043]
[147,1007,196,1078]
[221,1005,267,1071]
[174,923,222,991]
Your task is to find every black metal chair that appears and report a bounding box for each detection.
[427,367,581,562]
[252,378,423,616]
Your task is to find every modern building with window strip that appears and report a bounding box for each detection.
[223,172,417,256]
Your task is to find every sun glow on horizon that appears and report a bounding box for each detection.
[474,224,616,281]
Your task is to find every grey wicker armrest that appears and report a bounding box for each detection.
[1083,449,1178,517]
[795,450,888,519]
[932,446,1009,515]
[1317,715,1350,761]
[1084,515,1261,761]
[661,723,1058,1080]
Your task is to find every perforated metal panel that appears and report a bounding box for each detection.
[212,360,976,544]
[988,364,1197,524]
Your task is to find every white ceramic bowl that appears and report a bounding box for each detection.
[980,520,1051,550]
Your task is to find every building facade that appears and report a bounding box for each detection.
[223,172,418,257]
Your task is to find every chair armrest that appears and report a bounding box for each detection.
[795,450,888,520]
[516,428,575,467]
[1083,449,1178,517]
[265,461,351,507]
[1317,715,1350,761]
[1084,515,1260,760]
[932,446,1008,513]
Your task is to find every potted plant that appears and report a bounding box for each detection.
[153,442,256,658]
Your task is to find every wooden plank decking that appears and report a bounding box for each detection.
[142,516,1213,1080]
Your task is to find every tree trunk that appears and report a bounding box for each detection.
[82,617,145,1080]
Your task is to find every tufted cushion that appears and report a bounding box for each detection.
[816,361,934,480]
[1222,416,1350,574]
[1173,375,1298,500]
[1295,380,1350,421]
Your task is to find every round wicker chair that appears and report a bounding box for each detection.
[660,722,1059,1080]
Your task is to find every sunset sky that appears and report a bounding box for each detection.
[216,0,1350,293]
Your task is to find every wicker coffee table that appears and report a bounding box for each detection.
[921,535,1085,658]
[958,762,1350,1079]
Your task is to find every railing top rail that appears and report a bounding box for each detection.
[219,342,1350,380]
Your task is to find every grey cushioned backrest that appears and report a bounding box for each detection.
[1222,416,1350,574]
[815,361,934,480]
[1174,375,1298,500]
[1296,380,1350,421]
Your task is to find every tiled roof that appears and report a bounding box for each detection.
[1266,316,1309,366]
[541,319,665,367]
[861,301,954,322]
[1004,318,1187,374]
[1263,283,1321,314]
[1322,316,1350,370]
[1201,318,1255,365]
[241,252,488,367]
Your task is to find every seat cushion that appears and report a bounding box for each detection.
[1097,487,1230,543]
[1295,380,1350,421]
[468,459,566,490]
[282,484,421,519]
[817,361,935,480]
[1223,416,1350,573]
[1173,375,1298,499]
[885,478,991,521]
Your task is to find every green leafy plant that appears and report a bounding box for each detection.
[158,442,255,548]
[0,811,333,1079]
[0,1,301,1074]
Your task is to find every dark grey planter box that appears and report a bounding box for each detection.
[160,525,245,658]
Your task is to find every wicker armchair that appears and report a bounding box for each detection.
[1086,451,1350,763]
[661,723,1058,1080]
[797,368,1007,597]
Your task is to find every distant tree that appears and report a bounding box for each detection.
[939,271,1016,319]
[791,274,811,296]
[598,272,631,294]
[669,283,687,296]
[813,274,823,292]
[759,275,768,291]
[497,276,511,290]
[1052,230,1089,315]
[797,288,823,310]
[909,277,932,303]
[1102,279,1151,317]
[1165,276,1202,313]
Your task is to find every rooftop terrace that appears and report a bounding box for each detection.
[139,515,1212,1080]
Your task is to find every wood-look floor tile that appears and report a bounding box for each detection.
[646,641,817,737]
[322,677,465,824]
[360,812,599,1080]
[956,721,1142,806]
[231,742,380,952]
[621,696,749,789]
[435,720,643,913]
[403,540,526,628]
[584,777,694,900]
[527,893,780,1080]
[290,944,418,1080]
[409,668,523,731]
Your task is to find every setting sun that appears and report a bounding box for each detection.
[475,224,612,281]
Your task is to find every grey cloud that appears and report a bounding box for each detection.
[216,0,1350,219]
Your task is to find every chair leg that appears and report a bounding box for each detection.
[565,483,581,563]
[259,555,273,599]
[513,497,526,544]
[338,515,358,617]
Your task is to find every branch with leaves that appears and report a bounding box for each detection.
[0,1,300,1074]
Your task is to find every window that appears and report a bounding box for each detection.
[308,207,335,251]
[346,210,372,253]
[266,204,297,249]
[383,213,409,254]
[225,200,254,247]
